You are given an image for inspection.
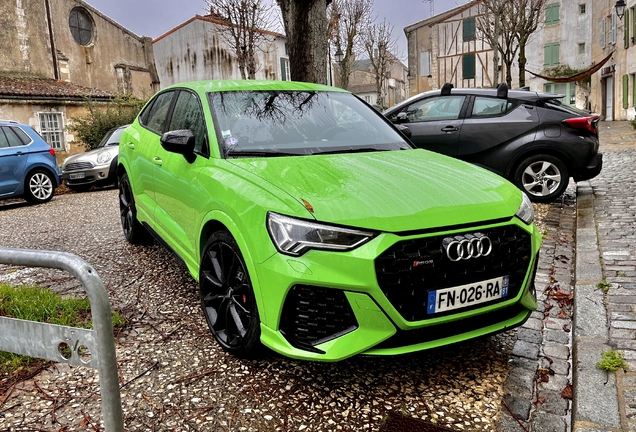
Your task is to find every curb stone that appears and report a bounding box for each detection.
[571,181,620,432]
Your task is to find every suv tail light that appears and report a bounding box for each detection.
[49,148,56,157]
[563,115,599,135]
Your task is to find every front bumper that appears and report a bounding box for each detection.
[254,218,542,361]
[62,160,117,186]
[574,152,603,182]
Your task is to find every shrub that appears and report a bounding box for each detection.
[67,93,147,149]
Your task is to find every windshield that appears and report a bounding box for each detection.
[208,90,411,156]
[97,126,125,148]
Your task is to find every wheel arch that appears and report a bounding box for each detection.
[505,145,573,180]
[24,165,59,188]
[198,210,268,323]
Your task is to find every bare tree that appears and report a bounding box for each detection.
[204,0,274,79]
[362,18,397,108]
[476,0,518,87]
[277,0,330,84]
[477,0,546,87]
[329,0,373,90]
[515,0,547,87]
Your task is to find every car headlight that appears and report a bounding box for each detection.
[97,152,112,164]
[515,192,534,225]
[267,212,376,256]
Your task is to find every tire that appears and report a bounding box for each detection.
[513,154,569,203]
[24,169,55,204]
[199,231,262,358]
[118,172,152,245]
[68,184,92,193]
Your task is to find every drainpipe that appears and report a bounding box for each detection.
[44,0,59,80]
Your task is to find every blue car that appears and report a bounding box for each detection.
[0,120,63,204]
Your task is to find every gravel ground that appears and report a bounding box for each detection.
[0,188,549,431]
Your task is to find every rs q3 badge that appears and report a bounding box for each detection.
[442,233,492,261]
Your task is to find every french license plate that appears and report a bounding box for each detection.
[69,173,86,180]
[427,275,509,314]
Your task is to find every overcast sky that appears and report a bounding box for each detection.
[87,0,468,61]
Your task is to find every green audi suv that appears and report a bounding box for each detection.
[118,80,541,361]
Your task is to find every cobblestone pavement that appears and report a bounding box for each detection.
[571,121,636,432]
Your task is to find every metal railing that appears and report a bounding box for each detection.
[0,248,124,432]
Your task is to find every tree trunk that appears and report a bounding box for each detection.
[518,43,527,87]
[278,0,328,84]
[504,60,513,88]
[492,14,500,87]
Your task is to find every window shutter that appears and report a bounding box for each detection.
[280,58,287,81]
[420,52,431,76]
[544,45,550,66]
[553,43,560,66]
[625,8,630,49]
[632,75,636,108]
[633,7,636,45]
[546,3,559,24]
[612,13,617,44]
[623,74,629,109]
[463,17,475,41]
[463,53,475,79]
[602,18,606,48]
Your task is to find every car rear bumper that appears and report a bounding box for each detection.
[574,152,603,182]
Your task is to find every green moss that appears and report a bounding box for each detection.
[597,349,629,372]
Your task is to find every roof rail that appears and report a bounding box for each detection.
[441,82,454,96]
[496,82,508,99]
[0,119,19,124]
[516,86,530,91]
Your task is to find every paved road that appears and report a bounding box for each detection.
[0,181,574,430]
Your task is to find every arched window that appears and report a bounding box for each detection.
[69,8,94,46]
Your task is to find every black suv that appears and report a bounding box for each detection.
[384,84,602,203]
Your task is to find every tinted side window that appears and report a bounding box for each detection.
[168,91,207,153]
[3,127,26,146]
[11,127,32,145]
[472,97,515,117]
[145,92,175,134]
[404,96,466,122]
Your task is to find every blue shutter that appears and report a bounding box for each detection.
[280,58,286,81]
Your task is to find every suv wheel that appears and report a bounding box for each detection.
[24,170,55,204]
[118,173,152,244]
[514,154,569,203]
[199,231,262,358]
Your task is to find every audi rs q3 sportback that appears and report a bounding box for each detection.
[0,120,62,204]
[118,80,542,361]
[384,83,602,203]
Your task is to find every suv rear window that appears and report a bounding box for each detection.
[544,98,590,116]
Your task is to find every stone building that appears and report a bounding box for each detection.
[153,15,288,87]
[404,0,594,112]
[346,58,409,109]
[0,0,159,155]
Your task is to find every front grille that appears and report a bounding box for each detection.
[374,304,530,350]
[375,225,532,322]
[280,285,358,353]
[65,161,94,171]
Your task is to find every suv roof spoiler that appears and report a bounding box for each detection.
[538,93,565,100]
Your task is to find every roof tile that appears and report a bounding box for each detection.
[0,75,115,99]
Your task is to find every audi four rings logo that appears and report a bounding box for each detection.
[442,233,492,261]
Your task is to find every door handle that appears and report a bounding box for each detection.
[124,142,135,149]
[16,151,24,155]
[441,126,459,133]
[152,157,163,166]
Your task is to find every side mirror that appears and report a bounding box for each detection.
[396,124,412,139]
[395,112,408,123]
[160,129,196,163]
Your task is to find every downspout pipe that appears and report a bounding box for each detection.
[44,0,59,80]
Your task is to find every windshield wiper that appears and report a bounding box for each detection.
[226,149,300,157]
[315,146,406,155]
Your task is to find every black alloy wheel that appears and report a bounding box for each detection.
[199,231,261,357]
[118,173,151,244]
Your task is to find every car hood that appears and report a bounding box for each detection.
[62,145,118,167]
[228,149,522,232]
